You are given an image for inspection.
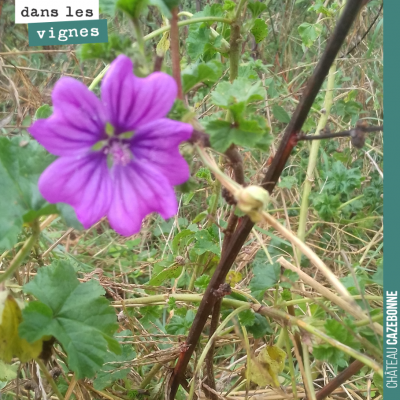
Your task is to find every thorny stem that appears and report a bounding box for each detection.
[167,2,366,397]
[170,7,183,100]
[0,220,40,284]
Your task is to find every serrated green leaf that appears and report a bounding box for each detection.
[298,22,322,47]
[19,261,120,379]
[182,60,223,93]
[239,309,255,327]
[251,19,268,43]
[0,137,56,251]
[206,119,265,153]
[250,262,281,300]
[271,104,290,123]
[247,313,273,338]
[212,79,265,110]
[193,230,220,255]
[194,274,211,289]
[166,310,195,334]
[93,330,136,390]
[248,1,268,18]
[278,176,297,190]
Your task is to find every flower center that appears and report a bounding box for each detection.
[91,123,135,168]
[106,141,133,167]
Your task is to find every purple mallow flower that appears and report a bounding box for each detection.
[29,55,193,236]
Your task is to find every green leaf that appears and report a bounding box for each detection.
[93,330,136,390]
[166,310,195,335]
[278,176,297,190]
[212,79,265,111]
[239,310,255,327]
[373,372,383,395]
[194,275,211,290]
[148,264,183,286]
[248,1,268,18]
[271,104,290,123]
[371,264,383,286]
[193,230,221,256]
[206,119,266,153]
[251,19,268,43]
[187,25,212,61]
[250,262,281,300]
[182,61,224,93]
[116,0,148,18]
[311,193,340,221]
[0,360,18,382]
[172,229,195,254]
[247,313,273,338]
[223,0,236,11]
[313,319,361,368]
[35,104,53,120]
[298,22,322,48]
[0,137,55,251]
[78,34,131,62]
[19,261,120,379]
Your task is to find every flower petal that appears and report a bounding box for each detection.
[132,119,192,185]
[38,154,112,228]
[108,162,178,236]
[101,55,177,132]
[29,78,107,156]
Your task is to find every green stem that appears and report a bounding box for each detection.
[88,65,110,91]
[302,343,316,400]
[0,220,40,284]
[36,359,65,400]
[188,253,207,291]
[283,327,298,399]
[255,305,383,377]
[140,363,162,389]
[297,63,337,256]
[234,0,248,21]
[143,17,232,41]
[229,23,241,83]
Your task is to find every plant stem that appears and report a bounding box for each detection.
[143,17,232,41]
[229,23,241,83]
[170,7,183,100]
[283,327,298,399]
[140,363,162,389]
[254,305,383,377]
[234,0,248,21]
[132,18,147,65]
[0,220,40,284]
[36,359,65,400]
[297,63,336,252]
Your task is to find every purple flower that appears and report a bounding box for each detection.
[29,55,192,236]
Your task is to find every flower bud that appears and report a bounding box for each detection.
[235,185,270,222]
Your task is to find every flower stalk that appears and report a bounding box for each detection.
[0,219,40,284]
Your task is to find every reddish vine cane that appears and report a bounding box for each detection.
[168,1,367,398]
